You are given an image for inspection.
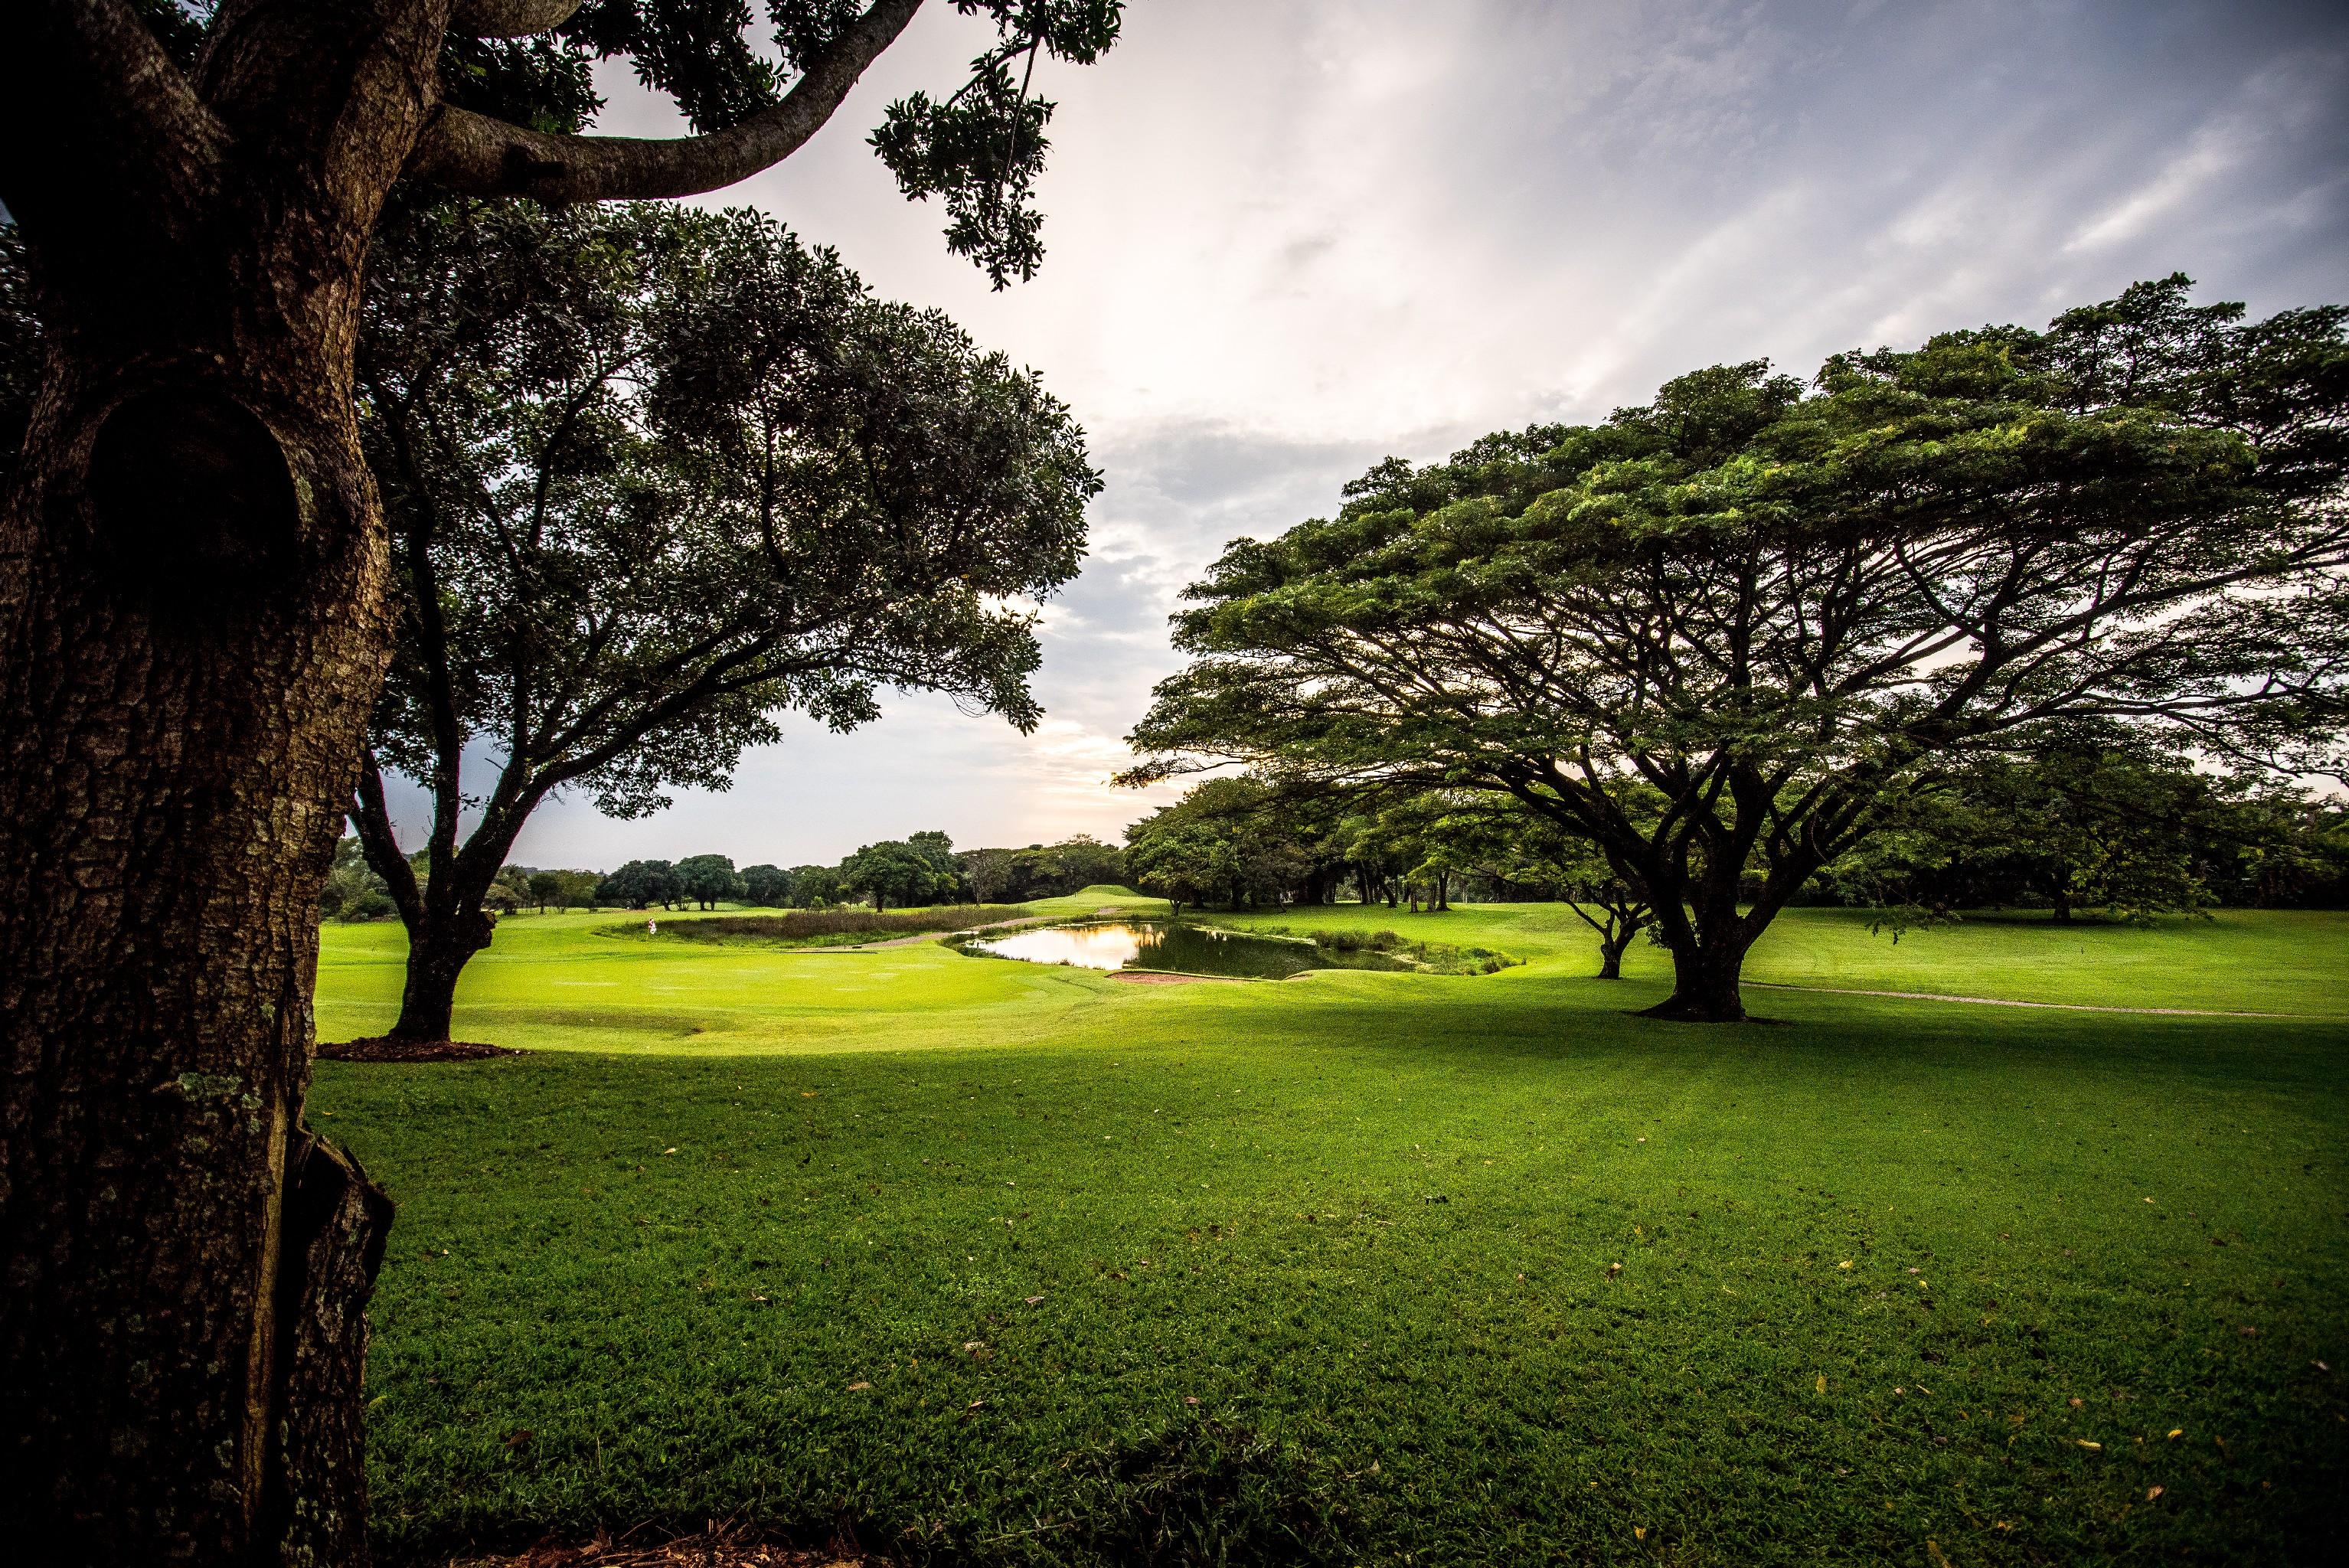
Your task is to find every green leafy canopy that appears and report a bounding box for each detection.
[354,197,1098,931]
[1125,276,2349,1016]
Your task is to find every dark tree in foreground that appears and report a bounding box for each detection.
[0,2,1123,1557]
[351,199,1092,1037]
[1127,279,2349,1021]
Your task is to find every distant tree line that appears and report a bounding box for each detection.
[322,831,1128,920]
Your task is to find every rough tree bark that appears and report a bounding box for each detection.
[0,2,927,1559]
[0,2,435,1556]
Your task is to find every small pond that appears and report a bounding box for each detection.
[965,921,1406,980]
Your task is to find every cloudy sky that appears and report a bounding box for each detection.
[430,0,2349,872]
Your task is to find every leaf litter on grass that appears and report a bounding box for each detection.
[446,1520,864,1566]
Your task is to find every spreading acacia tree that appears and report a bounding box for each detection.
[1125,279,2349,1022]
[0,1,1123,1559]
[351,199,1093,1042]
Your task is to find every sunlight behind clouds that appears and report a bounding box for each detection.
[443,0,2349,870]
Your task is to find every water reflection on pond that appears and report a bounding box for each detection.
[969,921,1402,979]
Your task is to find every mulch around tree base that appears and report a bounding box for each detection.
[447,1525,863,1566]
[316,1036,522,1063]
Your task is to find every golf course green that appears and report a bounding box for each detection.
[311,894,2349,1564]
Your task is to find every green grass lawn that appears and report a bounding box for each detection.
[312,894,2349,1564]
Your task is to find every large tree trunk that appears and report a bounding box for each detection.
[0,318,399,1557]
[354,755,507,1044]
[1636,861,1757,1022]
[0,3,443,1556]
[1641,936,1750,1021]
[390,907,498,1041]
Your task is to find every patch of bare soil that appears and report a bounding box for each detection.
[316,1036,521,1063]
[447,1524,863,1566]
[1743,982,2289,1017]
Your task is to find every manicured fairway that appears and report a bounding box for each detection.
[312,897,2349,1564]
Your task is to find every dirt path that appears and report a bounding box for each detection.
[1745,982,2299,1018]
[1109,970,1244,985]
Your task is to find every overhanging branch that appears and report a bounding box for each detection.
[0,0,227,270]
[450,0,582,38]
[408,0,923,201]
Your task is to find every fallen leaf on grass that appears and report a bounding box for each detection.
[2069,1397,2084,1408]
[2078,1440,2102,1451]
[2168,1429,2184,1439]
[1838,1260,1853,1269]
[503,1429,532,1450]
[2316,1361,2332,1374]
[1184,1396,1200,1406]
[1024,1295,1045,1305]
[661,1148,677,1156]
[965,1399,985,1410]
[2147,1485,2164,1501]
[1606,1262,1622,1278]
[1815,1375,1827,1393]
[845,1381,872,1392]
[801,1091,817,1098]
[1633,1526,1646,1540]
